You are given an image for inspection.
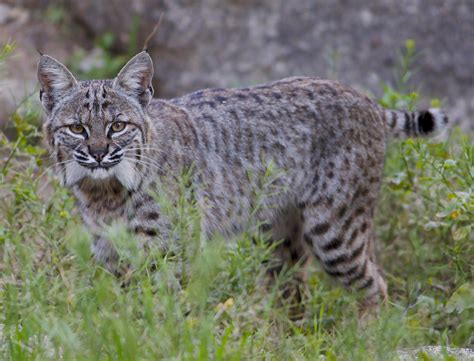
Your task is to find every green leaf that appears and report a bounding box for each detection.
[424,221,440,230]
[417,351,432,361]
[446,283,474,314]
[443,159,457,169]
[430,98,441,108]
[405,39,416,53]
[452,225,471,241]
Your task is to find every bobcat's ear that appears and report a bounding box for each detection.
[37,55,77,114]
[113,51,154,107]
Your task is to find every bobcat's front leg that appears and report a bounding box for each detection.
[92,235,125,276]
[90,191,173,275]
[127,194,173,256]
[92,221,171,277]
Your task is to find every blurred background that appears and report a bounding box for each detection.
[0,0,472,131]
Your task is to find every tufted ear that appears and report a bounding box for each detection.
[113,51,154,107]
[37,55,77,114]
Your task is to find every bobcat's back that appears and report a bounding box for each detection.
[149,76,445,310]
[162,77,386,235]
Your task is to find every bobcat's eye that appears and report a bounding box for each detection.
[111,122,126,133]
[69,124,85,134]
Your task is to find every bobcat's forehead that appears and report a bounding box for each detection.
[79,80,113,114]
[48,80,145,130]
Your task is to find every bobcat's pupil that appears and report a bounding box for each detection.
[111,122,125,132]
[70,124,85,134]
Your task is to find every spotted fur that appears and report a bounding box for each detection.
[38,52,448,312]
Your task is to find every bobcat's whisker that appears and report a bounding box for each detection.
[122,157,165,173]
[123,152,165,166]
[125,147,167,155]
[36,159,75,193]
[35,159,75,182]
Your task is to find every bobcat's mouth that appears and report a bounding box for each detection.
[74,160,122,180]
[82,159,138,188]
[86,166,115,180]
[91,163,120,170]
[77,160,121,170]
[63,155,139,190]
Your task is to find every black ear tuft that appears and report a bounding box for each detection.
[418,111,435,134]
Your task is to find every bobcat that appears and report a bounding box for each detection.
[38,51,448,313]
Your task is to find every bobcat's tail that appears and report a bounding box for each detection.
[384,108,448,138]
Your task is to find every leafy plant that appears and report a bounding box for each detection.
[377,40,473,347]
[67,17,140,80]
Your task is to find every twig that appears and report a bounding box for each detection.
[142,13,164,52]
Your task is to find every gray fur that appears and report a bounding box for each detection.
[38,51,448,312]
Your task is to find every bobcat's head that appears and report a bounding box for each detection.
[38,52,155,190]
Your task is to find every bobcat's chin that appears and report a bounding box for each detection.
[87,167,115,180]
[62,159,140,190]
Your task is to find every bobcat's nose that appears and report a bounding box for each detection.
[89,145,109,163]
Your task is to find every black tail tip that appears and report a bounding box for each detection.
[418,108,448,135]
[418,111,435,133]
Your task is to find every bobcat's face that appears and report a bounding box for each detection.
[38,52,154,190]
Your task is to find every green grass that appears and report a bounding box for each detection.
[0,41,472,360]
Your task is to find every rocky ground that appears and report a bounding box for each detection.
[397,346,474,360]
[0,0,472,131]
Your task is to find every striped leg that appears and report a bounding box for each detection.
[301,202,387,314]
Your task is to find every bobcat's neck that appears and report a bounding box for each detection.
[147,99,199,171]
[73,177,131,233]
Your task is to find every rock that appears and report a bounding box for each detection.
[62,0,473,131]
[0,3,29,25]
[0,3,77,129]
[1,1,473,132]
[398,346,474,360]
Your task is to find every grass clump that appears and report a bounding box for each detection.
[0,40,472,360]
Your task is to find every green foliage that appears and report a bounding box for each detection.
[67,17,140,80]
[376,40,473,348]
[0,42,15,63]
[379,39,442,112]
[379,130,473,347]
[395,39,417,93]
[45,4,66,25]
[379,39,418,111]
[0,40,472,359]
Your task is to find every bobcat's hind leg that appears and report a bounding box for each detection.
[301,201,388,318]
